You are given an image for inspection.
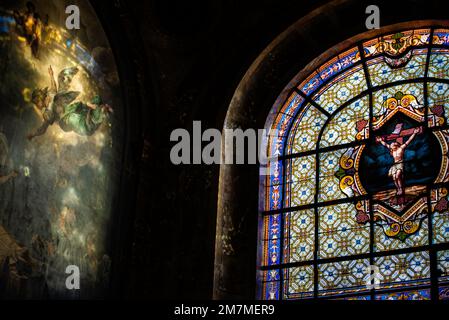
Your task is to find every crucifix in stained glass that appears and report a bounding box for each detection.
[260,27,449,301]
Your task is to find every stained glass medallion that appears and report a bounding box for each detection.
[341,90,446,240]
[260,27,449,300]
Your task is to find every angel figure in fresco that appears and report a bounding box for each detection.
[375,125,420,197]
[13,2,48,58]
[28,66,113,141]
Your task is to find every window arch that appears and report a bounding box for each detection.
[259,26,449,300]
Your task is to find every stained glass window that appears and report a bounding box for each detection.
[258,27,449,300]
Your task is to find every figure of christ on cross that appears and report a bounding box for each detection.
[375,125,421,198]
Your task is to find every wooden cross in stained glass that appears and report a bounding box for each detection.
[377,123,423,144]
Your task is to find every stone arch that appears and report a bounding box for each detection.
[213,0,449,299]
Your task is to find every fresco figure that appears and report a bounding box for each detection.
[28,66,113,141]
[0,171,17,185]
[13,1,48,58]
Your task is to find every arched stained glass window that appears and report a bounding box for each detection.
[258,27,449,301]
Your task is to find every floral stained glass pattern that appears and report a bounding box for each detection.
[375,289,430,300]
[318,259,370,297]
[437,249,449,300]
[288,104,328,154]
[437,250,449,280]
[284,210,315,263]
[287,179,315,207]
[372,83,424,119]
[375,252,430,290]
[362,29,431,58]
[428,49,449,79]
[318,203,370,259]
[289,156,316,183]
[259,26,449,300]
[269,93,305,157]
[319,149,350,203]
[283,266,314,299]
[433,204,449,244]
[368,49,427,87]
[427,82,449,127]
[374,218,428,252]
[320,97,370,148]
[313,66,367,114]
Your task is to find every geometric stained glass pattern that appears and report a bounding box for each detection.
[318,259,370,297]
[375,252,430,290]
[374,218,428,252]
[318,203,370,259]
[259,26,449,300]
[427,81,449,127]
[433,209,449,244]
[287,179,315,207]
[288,104,328,154]
[313,66,367,114]
[368,49,427,87]
[319,149,351,203]
[290,156,316,183]
[283,266,314,299]
[437,250,449,300]
[284,210,315,263]
[320,97,370,148]
[428,49,449,79]
[437,250,449,280]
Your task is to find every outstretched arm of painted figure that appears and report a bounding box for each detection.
[0,171,18,185]
[27,121,50,141]
[85,102,113,116]
[403,127,420,148]
[48,66,57,93]
[376,136,390,149]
